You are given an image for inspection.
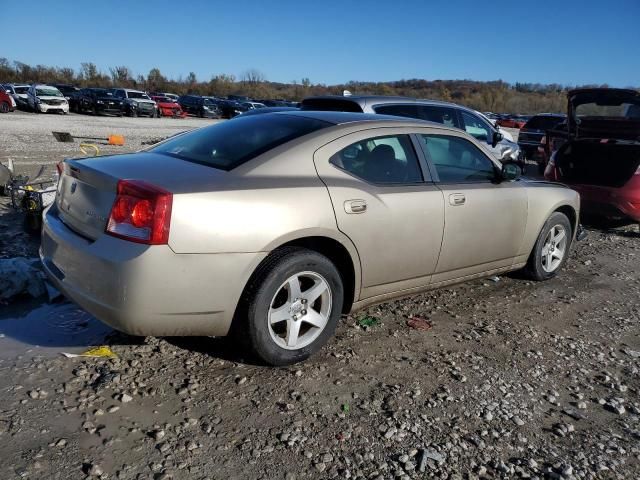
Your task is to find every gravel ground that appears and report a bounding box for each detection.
[1,112,639,480]
[1,110,220,180]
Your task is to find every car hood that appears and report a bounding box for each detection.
[97,96,121,102]
[37,95,65,100]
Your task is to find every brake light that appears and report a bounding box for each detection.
[106,180,172,244]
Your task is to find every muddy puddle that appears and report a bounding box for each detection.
[0,300,113,359]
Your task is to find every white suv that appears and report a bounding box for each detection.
[27,85,69,114]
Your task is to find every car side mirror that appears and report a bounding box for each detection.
[492,131,503,148]
[501,161,521,181]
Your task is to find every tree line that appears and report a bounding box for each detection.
[1,58,634,114]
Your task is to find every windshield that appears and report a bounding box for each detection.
[150,114,330,170]
[127,91,150,100]
[90,89,112,96]
[14,86,29,94]
[524,115,565,130]
[154,97,173,103]
[36,87,62,97]
[576,102,640,118]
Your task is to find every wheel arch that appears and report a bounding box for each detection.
[554,204,578,236]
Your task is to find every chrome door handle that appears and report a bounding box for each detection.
[449,193,466,206]
[345,199,367,214]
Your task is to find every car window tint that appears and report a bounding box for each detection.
[373,104,421,119]
[330,135,423,184]
[419,134,495,183]
[460,111,492,142]
[418,106,458,127]
[151,114,330,170]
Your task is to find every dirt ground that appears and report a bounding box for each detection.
[1,112,639,480]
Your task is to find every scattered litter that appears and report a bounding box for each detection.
[61,346,117,359]
[52,131,125,146]
[406,316,433,331]
[489,276,500,282]
[357,316,380,328]
[0,257,46,302]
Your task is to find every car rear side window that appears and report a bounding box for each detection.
[151,115,331,170]
[419,106,458,127]
[330,135,423,184]
[419,134,495,183]
[374,104,421,118]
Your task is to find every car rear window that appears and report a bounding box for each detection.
[524,115,565,130]
[301,98,364,112]
[150,114,331,170]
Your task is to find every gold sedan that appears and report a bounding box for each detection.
[41,111,580,365]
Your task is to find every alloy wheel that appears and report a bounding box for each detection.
[267,271,332,350]
[541,224,567,273]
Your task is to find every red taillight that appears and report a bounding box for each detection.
[106,180,172,245]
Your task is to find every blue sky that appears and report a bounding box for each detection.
[1,0,638,87]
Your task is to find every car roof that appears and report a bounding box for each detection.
[270,110,455,130]
[302,94,466,109]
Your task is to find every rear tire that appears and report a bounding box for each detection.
[523,212,572,281]
[0,102,8,113]
[239,247,344,366]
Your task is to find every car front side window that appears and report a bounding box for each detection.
[419,134,496,183]
[460,111,492,143]
[330,134,423,185]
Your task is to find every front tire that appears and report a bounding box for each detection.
[241,247,344,366]
[524,212,572,281]
[0,102,9,113]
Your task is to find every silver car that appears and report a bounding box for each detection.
[41,112,579,365]
[301,95,523,163]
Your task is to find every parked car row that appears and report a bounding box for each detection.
[0,83,295,119]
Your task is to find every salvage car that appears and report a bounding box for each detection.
[518,113,566,167]
[544,88,640,224]
[178,95,221,118]
[111,88,157,117]
[72,88,124,116]
[0,87,16,113]
[151,95,186,118]
[4,84,30,109]
[27,84,69,114]
[42,112,580,365]
[301,96,523,166]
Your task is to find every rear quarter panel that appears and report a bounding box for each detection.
[516,182,580,263]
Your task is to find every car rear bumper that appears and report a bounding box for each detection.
[571,179,640,222]
[40,205,266,337]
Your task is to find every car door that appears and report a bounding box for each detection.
[314,129,445,300]
[416,132,528,283]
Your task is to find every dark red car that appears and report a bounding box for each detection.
[545,88,640,224]
[151,96,186,118]
[0,87,16,113]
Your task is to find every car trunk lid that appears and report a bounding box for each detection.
[56,152,229,240]
[568,88,640,140]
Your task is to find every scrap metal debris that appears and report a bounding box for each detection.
[406,316,433,331]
